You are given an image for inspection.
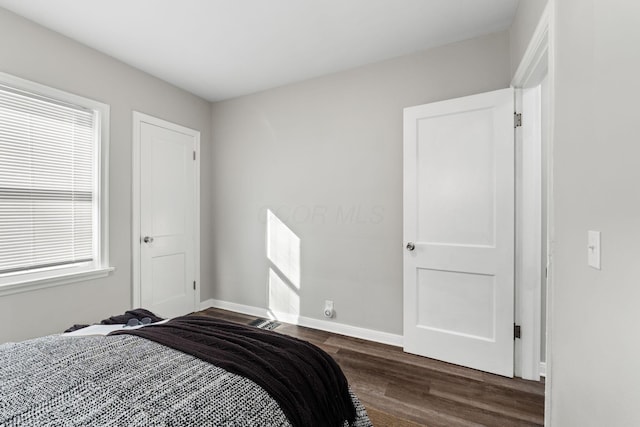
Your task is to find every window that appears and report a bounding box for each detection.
[0,72,111,295]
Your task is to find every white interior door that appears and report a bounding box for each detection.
[403,88,515,377]
[134,113,199,318]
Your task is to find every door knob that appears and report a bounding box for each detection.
[406,242,415,251]
[143,236,154,244]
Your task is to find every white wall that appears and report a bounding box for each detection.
[210,32,511,335]
[0,8,213,343]
[551,0,640,425]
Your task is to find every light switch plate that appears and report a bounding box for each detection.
[588,230,601,269]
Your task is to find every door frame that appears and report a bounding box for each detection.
[510,0,552,400]
[131,111,201,311]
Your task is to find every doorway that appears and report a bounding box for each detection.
[404,3,551,382]
[511,2,552,384]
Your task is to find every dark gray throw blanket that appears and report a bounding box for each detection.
[111,315,356,427]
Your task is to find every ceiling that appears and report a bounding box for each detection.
[0,0,520,102]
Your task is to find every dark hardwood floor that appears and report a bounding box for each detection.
[196,307,545,427]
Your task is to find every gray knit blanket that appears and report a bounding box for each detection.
[0,334,371,426]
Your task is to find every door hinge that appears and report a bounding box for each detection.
[514,323,522,339]
[514,112,522,128]
[193,151,196,160]
[193,280,196,290]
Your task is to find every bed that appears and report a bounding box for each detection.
[0,310,372,426]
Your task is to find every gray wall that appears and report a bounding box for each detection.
[509,0,549,76]
[551,0,640,425]
[210,32,510,335]
[0,8,213,343]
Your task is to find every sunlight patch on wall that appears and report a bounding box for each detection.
[266,209,300,320]
[268,268,300,317]
[266,209,300,288]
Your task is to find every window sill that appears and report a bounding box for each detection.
[0,267,115,297]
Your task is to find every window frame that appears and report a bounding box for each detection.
[0,72,112,296]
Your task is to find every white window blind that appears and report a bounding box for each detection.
[0,84,97,275]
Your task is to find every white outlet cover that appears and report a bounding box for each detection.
[324,300,334,318]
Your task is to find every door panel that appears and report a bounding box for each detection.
[417,269,495,340]
[151,253,186,302]
[140,120,196,318]
[404,88,514,377]
[417,108,495,246]
[151,137,188,236]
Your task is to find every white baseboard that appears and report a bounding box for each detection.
[199,298,403,347]
[540,361,547,377]
[200,298,266,319]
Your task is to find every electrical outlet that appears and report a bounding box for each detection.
[323,300,334,318]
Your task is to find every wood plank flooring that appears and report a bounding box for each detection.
[196,307,545,427]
